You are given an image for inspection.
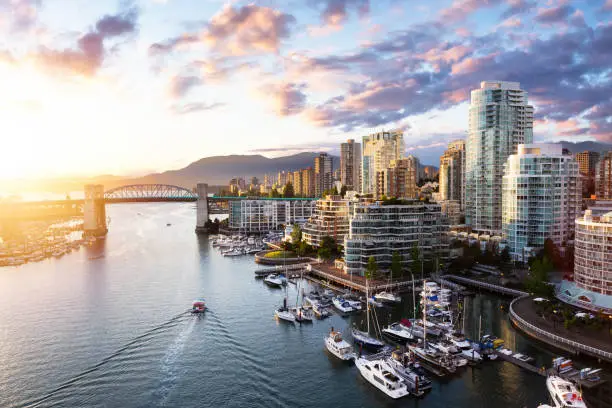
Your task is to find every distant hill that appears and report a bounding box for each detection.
[117,152,340,188]
[558,141,612,154]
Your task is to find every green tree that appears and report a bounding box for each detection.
[317,246,332,260]
[525,256,554,297]
[340,185,348,197]
[500,246,511,263]
[283,182,295,198]
[269,189,281,198]
[391,251,402,278]
[320,235,337,254]
[366,256,378,280]
[290,224,302,243]
[411,243,422,278]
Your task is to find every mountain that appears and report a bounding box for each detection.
[558,141,612,154]
[117,153,340,188]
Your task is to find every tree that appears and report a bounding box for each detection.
[269,189,280,198]
[317,246,332,260]
[366,256,378,280]
[391,251,402,278]
[525,256,554,297]
[283,182,295,198]
[500,246,511,263]
[297,240,312,257]
[340,185,348,197]
[291,224,302,243]
[320,235,337,255]
[411,243,422,278]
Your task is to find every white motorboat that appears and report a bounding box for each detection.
[513,353,534,363]
[382,323,415,343]
[545,376,587,407]
[346,299,362,310]
[264,274,283,287]
[375,291,401,303]
[312,303,331,318]
[324,328,355,361]
[332,297,353,313]
[275,307,296,322]
[368,297,383,307]
[386,352,432,395]
[355,358,409,399]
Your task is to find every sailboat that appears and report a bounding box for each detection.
[274,269,295,323]
[351,278,385,351]
[291,272,314,322]
[374,263,401,303]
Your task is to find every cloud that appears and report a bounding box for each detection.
[309,0,369,28]
[603,0,612,12]
[260,82,307,116]
[32,6,138,76]
[149,4,295,57]
[168,74,202,99]
[534,3,574,24]
[171,102,225,115]
[0,0,42,32]
[500,0,536,19]
[439,0,504,24]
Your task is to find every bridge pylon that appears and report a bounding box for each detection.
[195,183,209,234]
[84,184,108,237]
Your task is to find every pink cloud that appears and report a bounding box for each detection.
[450,53,498,75]
[500,17,522,28]
[439,0,504,23]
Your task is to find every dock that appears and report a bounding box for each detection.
[254,262,315,277]
[493,350,607,389]
[442,275,528,297]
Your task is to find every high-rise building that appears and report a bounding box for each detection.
[502,144,581,261]
[576,151,600,197]
[376,157,419,199]
[596,151,612,199]
[302,195,351,247]
[439,140,465,208]
[362,130,404,194]
[314,153,333,197]
[465,81,534,236]
[344,201,449,276]
[229,199,316,233]
[293,170,302,196]
[340,139,361,192]
[301,167,315,197]
[277,171,288,186]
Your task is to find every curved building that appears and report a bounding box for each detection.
[302,195,351,247]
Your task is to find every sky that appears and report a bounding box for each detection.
[0,0,610,179]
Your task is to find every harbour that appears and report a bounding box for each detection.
[1,203,610,408]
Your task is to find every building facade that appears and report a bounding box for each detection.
[344,201,449,276]
[229,199,316,233]
[314,153,333,197]
[502,144,581,261]
[340,139,361,192]
[576,151,600,197]
[302,195,351,247]
[596,151,612,199]
[362,130,404,195]
[301,167,315,197]
[439,140,465,209]
[375,157,419,200]
[465,81,534,236]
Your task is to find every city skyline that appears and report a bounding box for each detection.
[1,0,611,180]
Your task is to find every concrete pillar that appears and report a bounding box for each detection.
[195,183,209,233]
[84,184,108,236]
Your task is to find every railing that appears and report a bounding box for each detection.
[442,275,528,297]
[509,297,612,362]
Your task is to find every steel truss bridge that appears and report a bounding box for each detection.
[104,184,198,203]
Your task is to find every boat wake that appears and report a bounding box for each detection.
[21,310,192,408]
[154,317,197,406]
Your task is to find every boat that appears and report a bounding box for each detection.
[513,353,534,363]
[312,303,331,318]
[409,344,457,375]
[264,274,283,287]
[324,327,355,361]
[386,351,432,395]
[275,307,295,322]
[354,358,409,399]
[352,328,385,351]
[368,297,383,307]
[192,299,206,313]
[375,291,401,303]
[166,223,171,226]
[545,376,587,408]
[223,248,244,257]
[332,297,353,313]
[346,299,362,310]
[382,323,415,343]
[291,307,314,323]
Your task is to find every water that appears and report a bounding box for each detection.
[0,203,591,407]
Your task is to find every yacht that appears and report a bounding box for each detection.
[264,274,283,287]
[346,299,362,311]
[382,323,415,343]
[386,351,432,395]
[351,328,385,351]
[545,376,587,408]
[354,358,409,399]
[332,297,353,313]
[312,303,331,318]
[191,299,206,313]
[375,291,401,303]
[324,328,355,361]
[409,343,457,376]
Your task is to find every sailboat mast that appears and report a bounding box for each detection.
[423,280,427,348]
[366,278,370,335]
[412,277,416,319]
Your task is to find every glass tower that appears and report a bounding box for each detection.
[465,81,534,236]
[361,130,404,195]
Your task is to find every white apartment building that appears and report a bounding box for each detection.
[361,130,404,195]
[302,195,351,247]
[229,199,316,233]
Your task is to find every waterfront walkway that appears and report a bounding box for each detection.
[442,274,528,297]
[510,296,612,363]
[309,264,420,293]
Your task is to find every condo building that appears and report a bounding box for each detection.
[465,81,534,236]
[596,151,612,199]
[343,201,449,276]
[340,139,361,192]
[576,151,600,197]
[229,199,316,233]
[362,130,404,195]
[314,153,333,197]
[302,195,351,247]
[439,140,465,209]
[502,144,581,262]
[375,157,419,200]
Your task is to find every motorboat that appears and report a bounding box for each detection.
[409,344,457,376]
[368,297,383,308]
[354,358,409,399]
[324,328,355,361]
[291,307,314,323]
[446,332,472,349]
[513,353,534,363]
[375,291,401,303]
[545,376,587,408]
[412,319,443,337]
[312,303,331,318]
[223,248,245,257]
[481,334,505,349]
[386,351,431,395]
[346,299,362,311]
[351,328,385,351]
[332,297,353,313]
[382,323,415,343]
[191,299,206,313]
[264,274,283,287]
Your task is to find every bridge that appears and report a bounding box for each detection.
[104,184,198,203]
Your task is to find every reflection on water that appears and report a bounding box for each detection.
[0,203,607,408]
